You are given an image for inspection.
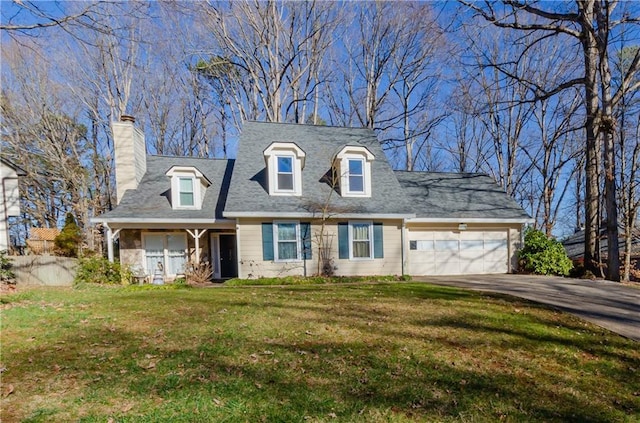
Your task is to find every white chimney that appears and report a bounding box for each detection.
[112,115,147,204]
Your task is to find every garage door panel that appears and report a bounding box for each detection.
[460,260,484,274]
[484,260,506,273]
[484,249,509,260]
[436,261,459,275]
[459,250,485,261]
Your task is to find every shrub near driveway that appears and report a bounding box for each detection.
[1,284,639,422]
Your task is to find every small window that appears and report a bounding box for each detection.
[277,156,294,191]
[348,159,364,193]
[274,221,300,261]
[179,177,195,206]
[350,222,372,259]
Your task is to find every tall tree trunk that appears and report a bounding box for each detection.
[580,0,601,275]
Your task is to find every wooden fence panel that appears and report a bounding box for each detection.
[11,256,77,286]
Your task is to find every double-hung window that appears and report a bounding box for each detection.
[262,221,312,262]
[178,177,195,207]
[350,221,373,259]
[338,221,383,260]
[347,158,365,194]
[275,221,299,261]
[277,156,294,192]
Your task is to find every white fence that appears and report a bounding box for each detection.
[11,256,77,286]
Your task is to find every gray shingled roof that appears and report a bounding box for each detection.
[395,171,532,220]
[99,156,234,221]
[224,121,415,217]
[562,227,640,260]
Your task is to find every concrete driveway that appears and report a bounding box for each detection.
[414,274,640,341]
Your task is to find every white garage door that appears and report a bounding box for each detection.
[409,230,509,275]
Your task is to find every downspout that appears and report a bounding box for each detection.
[235,218,242,279]
[401,220,407,276]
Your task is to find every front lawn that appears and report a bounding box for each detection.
[1,283,638,422]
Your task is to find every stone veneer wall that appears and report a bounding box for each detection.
[119,229,143,269]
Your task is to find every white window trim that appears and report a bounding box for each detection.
[273,220,302,262]
[348,220,374,260]
[166,166,209,210]
[142,232,188,277]
[335,146,374,198]
[264,142,305,197]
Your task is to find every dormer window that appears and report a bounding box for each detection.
[166,166,211,209]
[264,142,306,196]
[334,146,375,197]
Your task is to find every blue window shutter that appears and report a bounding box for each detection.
[301,222,312,259]
[262,223,274,261]
[338,222,349,259]
[373,222,384,258]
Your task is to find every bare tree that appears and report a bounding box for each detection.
[196,0,339,124]
[460,0,640,280]
[1,43,90,233]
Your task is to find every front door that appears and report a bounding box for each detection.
[219,234,237,278]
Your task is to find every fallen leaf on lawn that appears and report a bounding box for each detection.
[213,398,222,406]
[121,403,133,412]
[2,384,14,397]
[328,412,337,418]
[138,361,156,370]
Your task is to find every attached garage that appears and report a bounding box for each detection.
[395,171,533,276]
[408,229,510,275]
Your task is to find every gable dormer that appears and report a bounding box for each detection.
[165,165,211,209]
[334,146,375,197]
[263,142,306,196]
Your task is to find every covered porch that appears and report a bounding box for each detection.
[99,219,238,281]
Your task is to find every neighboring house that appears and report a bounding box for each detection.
[0,158,26,252]
[94,118,532,279]
[26,228,61,255]
[563,227,640,263]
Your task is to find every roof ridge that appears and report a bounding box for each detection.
[148,155,232,162]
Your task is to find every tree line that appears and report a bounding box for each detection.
[1,1,638,281]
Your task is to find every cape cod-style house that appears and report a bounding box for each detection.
[94,117,532,280]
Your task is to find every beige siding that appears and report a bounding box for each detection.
[237,218,403,278]
[1,161,21,251]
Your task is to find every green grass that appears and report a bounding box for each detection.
[225,275,410,286]
[1,283,638,422]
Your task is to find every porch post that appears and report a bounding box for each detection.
[186,229,207,264]
[106,224,114,263]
